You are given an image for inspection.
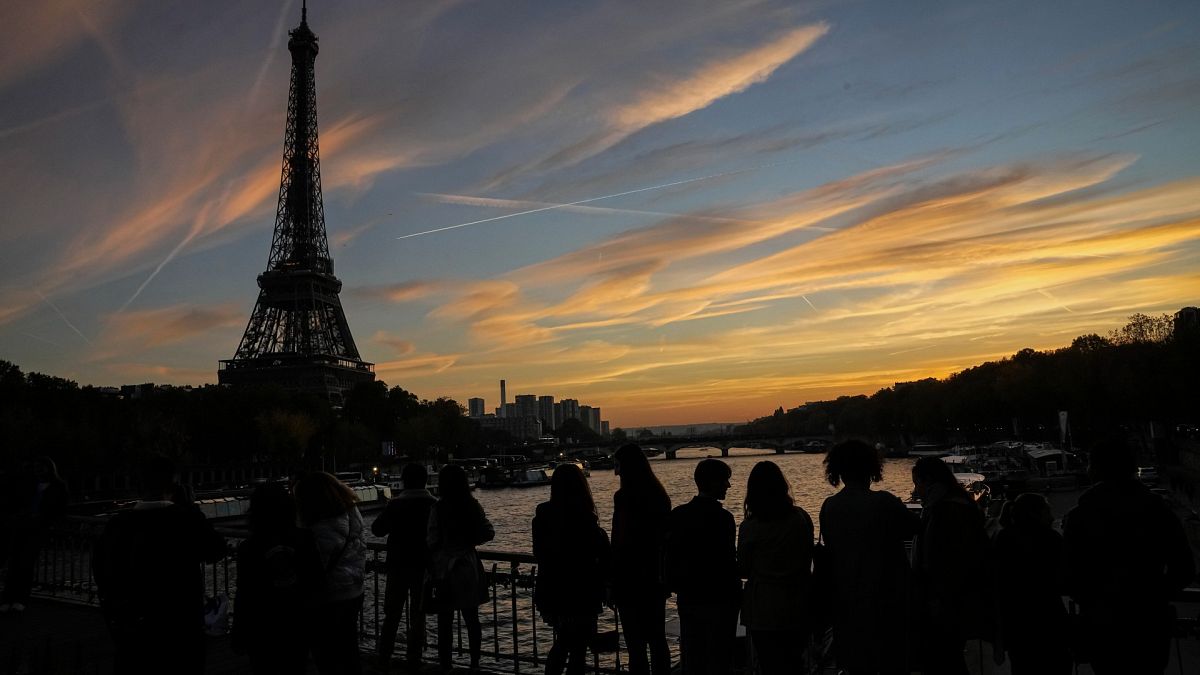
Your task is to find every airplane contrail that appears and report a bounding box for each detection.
[36,290,92,345]
[398,162,788,240]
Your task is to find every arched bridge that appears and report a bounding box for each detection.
[636,435,832,460]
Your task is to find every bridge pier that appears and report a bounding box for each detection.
[721,447,729,458]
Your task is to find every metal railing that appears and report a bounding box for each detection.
[23,517,628,674]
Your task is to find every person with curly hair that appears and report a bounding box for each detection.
[819,440,917,675]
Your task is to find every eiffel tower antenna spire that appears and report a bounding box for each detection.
[219,3,375,403]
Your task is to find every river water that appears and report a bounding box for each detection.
[366,449,918,550]
[356,450,918,670]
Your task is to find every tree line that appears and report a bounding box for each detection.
[3,310,1196,495]
[737,312,1200,452]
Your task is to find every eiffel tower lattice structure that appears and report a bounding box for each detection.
[219,4,374,403]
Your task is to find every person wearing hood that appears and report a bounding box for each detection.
[293,471,367,675]
[373,463,438,669]
[533,463,610,675]
[1064,440,1194,674]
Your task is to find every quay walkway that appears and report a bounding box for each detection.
[3,594,1197,675]
[4,483,1199,675]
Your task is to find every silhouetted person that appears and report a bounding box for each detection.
[427,464,494,672]
[0,456,68,613]
[665,458,740,675]
[738,460,813,675]
[992,493,1070,675]
[373,463,437,669]
[233,482,322,674]
[93,455,226,675]
[1063,440,1194,674]
[611,444,671,675]
[819,440,918,675]
[294,471,367,675]
[910,456,991,675]
[534,464,611,675]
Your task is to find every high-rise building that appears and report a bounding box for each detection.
[218,5,374,404]
[503,402,517,419]
[601,421,610,436]
[468,397,485,418]
[561,398,580,423]
[589,407,602,433]
[499,379,507,416]
[553,402,563,430]
[580,405,593,432]
[515,394,538,419]
[475,415,542,440]
[538,396,555,430]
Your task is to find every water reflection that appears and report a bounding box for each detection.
[367,451,917,550]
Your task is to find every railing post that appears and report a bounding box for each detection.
[492,562,501,659]
[530,565,539,667]
[373,549,381,643]
[511,560,520,673]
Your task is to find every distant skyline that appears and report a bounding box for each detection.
[2,1,1198,427]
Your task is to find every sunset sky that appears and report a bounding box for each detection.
[2,0,1198,427]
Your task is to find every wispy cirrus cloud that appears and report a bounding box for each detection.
[373,151,1200,422]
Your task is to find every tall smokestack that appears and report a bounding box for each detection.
[500,379,507,417]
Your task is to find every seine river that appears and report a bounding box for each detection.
[366,449,918,551]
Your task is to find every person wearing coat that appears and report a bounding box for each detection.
[533,464,611,675]
[737,461,814,675]
[992,493,1071,675]
[1,456,69,613]
[1064,441,1194,674]
[372,463,438,668]
[665,458,741,675]
[910,457,991,675]
[233,483,322,674]
[293,471,367,675]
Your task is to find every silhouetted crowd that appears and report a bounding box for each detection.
[39,436,1191,675]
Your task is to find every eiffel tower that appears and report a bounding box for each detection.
[219,3,374,403]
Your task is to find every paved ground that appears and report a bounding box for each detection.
[0,599,491,675]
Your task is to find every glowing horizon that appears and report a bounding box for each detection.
[2,1,1198,427]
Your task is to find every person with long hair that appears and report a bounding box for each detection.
[233,482,321,673]
[737,461,813,675]
[533,464,610,675]
[293,471,367,675]
[427,464,494,672]
[992,493,1070,674]
[819,441,917,675]
[910,456,990,675]
[611,443,671,675]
